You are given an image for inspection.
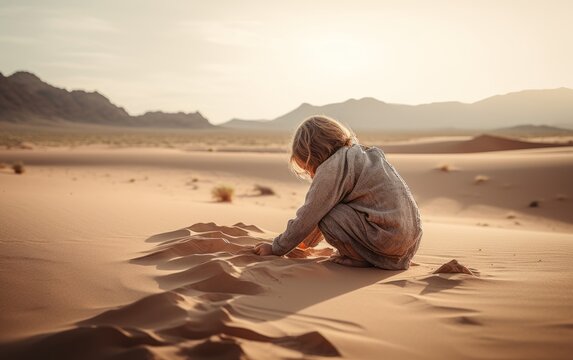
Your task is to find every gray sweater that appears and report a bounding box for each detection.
[271,144,422,270]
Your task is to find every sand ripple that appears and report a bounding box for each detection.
[1,222,343,359]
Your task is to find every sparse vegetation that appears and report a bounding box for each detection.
[555,194,568,201]
[436,164,452,172]
[212,185,234,202]
[474,175,490,184]
[254,184,275,196]
[12,162,25,174]
[186,178,199,186]
[506,213,517,219]
[529,200,540,208]
[0,162,7,169]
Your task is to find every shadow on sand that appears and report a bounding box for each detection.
[0,222,409,359]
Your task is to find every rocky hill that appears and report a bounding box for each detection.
[0,71,212,128]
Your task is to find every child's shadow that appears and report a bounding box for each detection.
[2,222,404,360]
[104,223,402,356]
[133,222,402,313]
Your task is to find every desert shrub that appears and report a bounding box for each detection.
[212,185,234,202]
[436,164,452,172]
[529,200,540,208]
[254,184,275,195]
[12,162,25,174]
[474,175,489,184]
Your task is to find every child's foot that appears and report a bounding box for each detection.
[329,255,372,267]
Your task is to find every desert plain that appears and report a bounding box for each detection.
[0,129,572,359]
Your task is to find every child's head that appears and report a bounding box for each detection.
[290,115,357,178]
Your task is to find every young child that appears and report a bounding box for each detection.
[253,115,422,270]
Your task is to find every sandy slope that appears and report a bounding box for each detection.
[0,146,572,359]
[380,134,573,153]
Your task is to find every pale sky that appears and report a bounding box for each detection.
[1,0,572,124]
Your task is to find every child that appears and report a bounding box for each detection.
[253,116,422,270]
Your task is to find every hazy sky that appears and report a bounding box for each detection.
[1,0,572,124]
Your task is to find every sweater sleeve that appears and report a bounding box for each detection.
[271,147,354,256]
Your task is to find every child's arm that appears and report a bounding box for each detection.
[271,151,353,256]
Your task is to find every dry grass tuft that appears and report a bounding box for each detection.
[436,164,452,172]
[12,162,25,174]
[212,185,234,202]
[528,200,540,208]
[473,175,490,184]
[555,194,568,201]
[254,184,275,196]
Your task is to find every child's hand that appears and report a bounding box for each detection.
[253,243,273,256]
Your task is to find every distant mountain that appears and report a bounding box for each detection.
[0,71,213,128]
[4,70,572,131]
[220,118,272,129]
[223,89,573,131]
[133,111,212,129]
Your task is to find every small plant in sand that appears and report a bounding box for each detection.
[555,194,568,201]
[436,164,452,172]
[212,185,234,202]
[473,175,489,185]
[529,200,540,208]
[12,162,25,175]
[506,212,517,219]
[254,184,275,196]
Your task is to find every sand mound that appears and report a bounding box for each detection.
[433,259,474,275]
[2,223,343,359]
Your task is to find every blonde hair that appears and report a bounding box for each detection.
[290,115,357,179]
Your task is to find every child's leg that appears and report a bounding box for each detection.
[323,236,372,267]
[318,204,373,267]
[318,209,372,267]
[330,253,372,267]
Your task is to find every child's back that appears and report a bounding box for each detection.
[253,115,422,270]
[272,143,422,270]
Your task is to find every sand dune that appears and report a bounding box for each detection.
[3,221,572,359]
[1,147,572,359]
[381,134,573,153]
[2,146,570,230]
[1,223,342,359]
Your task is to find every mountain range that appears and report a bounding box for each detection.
[0,71,212,128]
[1,70,572,131]
[223,89,573,130]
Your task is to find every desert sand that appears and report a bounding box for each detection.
[1,138,572,359]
